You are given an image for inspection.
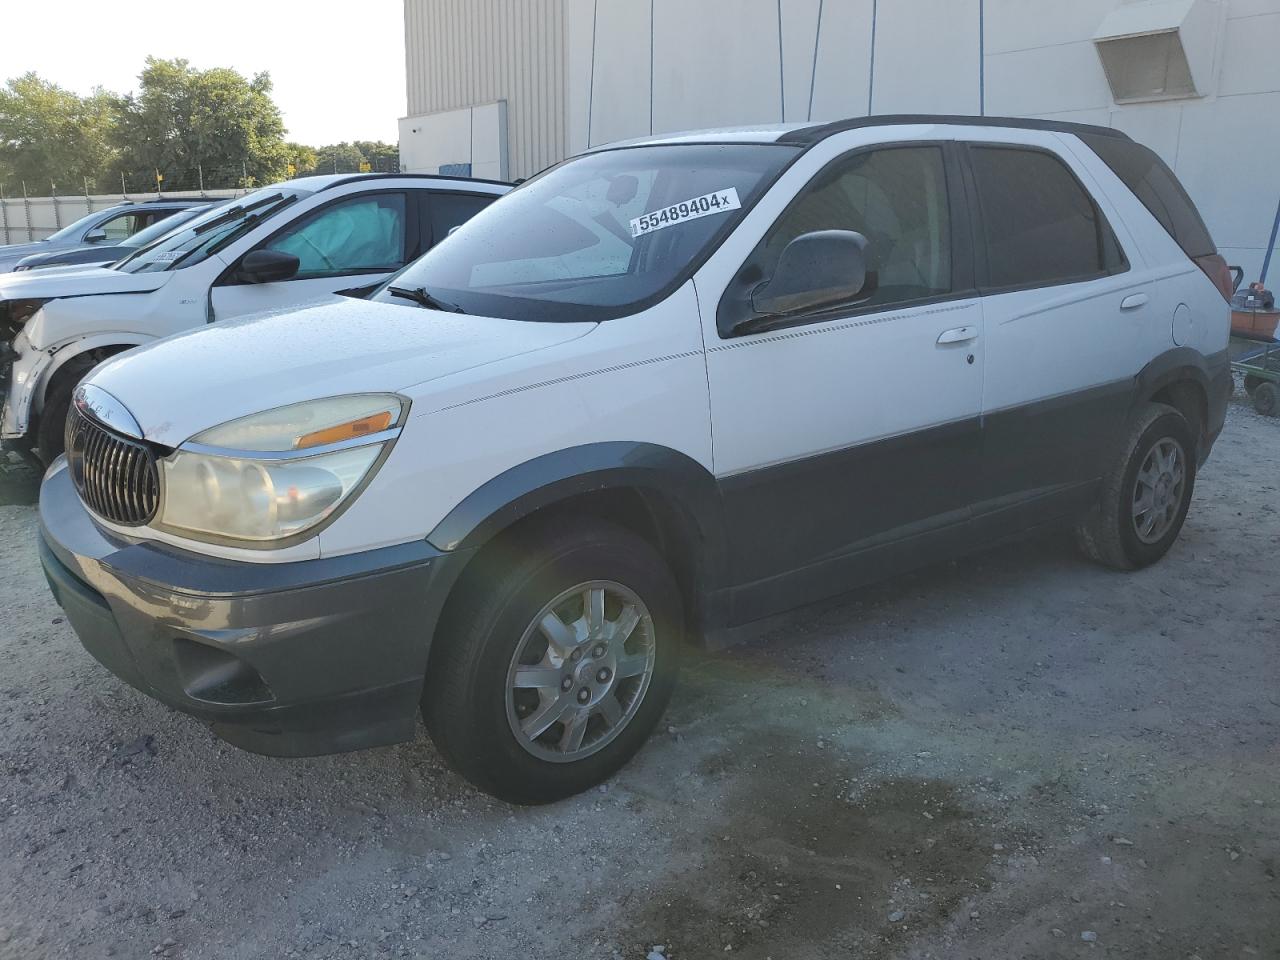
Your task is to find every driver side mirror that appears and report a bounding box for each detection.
[750,230,874,318]
[84,228,109,243]
[238,249,300,284]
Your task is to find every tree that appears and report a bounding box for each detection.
[283,142,318,178]
[110,58,292,189]
[313,142,366,174]
[352,140,399,173]
[0,73,116,191]
[313,141,399,175]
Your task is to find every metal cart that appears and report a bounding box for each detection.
[1233,338,1280,416]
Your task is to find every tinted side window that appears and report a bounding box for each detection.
[969,146,1126,290]
[428,193,497,246]
[265,193,407,279]
[751,145,952,311]
[1079,133,1216,259]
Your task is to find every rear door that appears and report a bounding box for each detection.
[965,135,1153,536]
[209,189,414,320]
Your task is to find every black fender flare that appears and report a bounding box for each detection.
[1132,346,1218,408]
[1130,345,1230,458]
[425,441,730,599]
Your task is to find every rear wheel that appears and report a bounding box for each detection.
[1075,403,1196,570]
[1243,374,1265,396]
[1254,382,1279,417]
[423,518,682,804]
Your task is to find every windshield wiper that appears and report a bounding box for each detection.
[190,191,286,236]
[388,285,465,313]
[204,196,298,257]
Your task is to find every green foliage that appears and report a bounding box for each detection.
[0,74,115,191]
[313,141,400,174]
[111,58,292,188]
[0,60,398,193]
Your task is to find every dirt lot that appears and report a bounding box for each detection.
[1,392,1278,960]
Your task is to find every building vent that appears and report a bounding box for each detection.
[1093,0,1220,103]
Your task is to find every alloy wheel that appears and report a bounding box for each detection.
[1131,437,1186,544]
[505,580,656,763]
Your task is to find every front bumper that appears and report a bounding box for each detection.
[39,461,470,757]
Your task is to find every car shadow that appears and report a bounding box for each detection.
[0,451,40,507]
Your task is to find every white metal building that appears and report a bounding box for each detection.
[400,0,1280,281]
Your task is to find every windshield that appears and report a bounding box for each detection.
[45,209,117,243]
[373,143,799,322]
[114,189,302,274]
[115,206,214,250]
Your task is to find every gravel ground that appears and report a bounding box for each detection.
[1,392,1278,960]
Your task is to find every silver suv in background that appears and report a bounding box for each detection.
[12,204,220,273]
[0,199,208,274]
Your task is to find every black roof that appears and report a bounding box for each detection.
[777,114,1132,146]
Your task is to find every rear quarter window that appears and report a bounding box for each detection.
[1079,133,1216,259]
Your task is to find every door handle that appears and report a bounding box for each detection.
[937,325,978,345]
[1120,293,1149,310]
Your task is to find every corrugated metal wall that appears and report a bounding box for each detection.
[403,0,567,180]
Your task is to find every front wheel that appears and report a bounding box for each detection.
[36,355,100,464]
[423,519,682,804]
[1075,403,1196,570]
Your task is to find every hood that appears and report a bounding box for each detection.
[86,296,596,446]
[0,264,171,301]
[0,240,54,267]
[15,244,112,271]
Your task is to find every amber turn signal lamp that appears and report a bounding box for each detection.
[295,411,394,449]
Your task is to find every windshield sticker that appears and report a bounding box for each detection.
[150,251,183,261]
[630,187,741,238]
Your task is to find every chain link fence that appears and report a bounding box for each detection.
[0,156,402,244]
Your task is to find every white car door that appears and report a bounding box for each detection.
[209,190,412,321]
[697,141,985,621]
[963,135,1154,538]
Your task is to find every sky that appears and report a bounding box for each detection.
[4,1,407,146]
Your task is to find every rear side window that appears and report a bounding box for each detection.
[969,146,1126,290]
[1079,133,1216,259]
[427,193,497,246]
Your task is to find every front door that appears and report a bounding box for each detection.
[702,143,985,623]
[210,191,412,320]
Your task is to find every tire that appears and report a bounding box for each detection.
[35,356,99,464]
[1075,402,1196,570]
[423,518,683,804]
[1254,382,1279,417]
[1243,374,1265,396]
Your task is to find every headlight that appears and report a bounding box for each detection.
[156,394,406,546]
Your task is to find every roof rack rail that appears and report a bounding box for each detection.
[314,172,513,192]
[777,113,1132,146]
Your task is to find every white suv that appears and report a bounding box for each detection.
[38,117,1231,803]
[0,174,508,460]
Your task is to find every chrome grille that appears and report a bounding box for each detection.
[66,407,159,526]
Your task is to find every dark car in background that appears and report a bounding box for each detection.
[0,199,210,274]
[12,203,220,272]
